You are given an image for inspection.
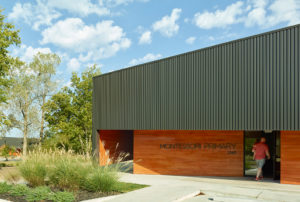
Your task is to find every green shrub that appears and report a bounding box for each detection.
[18,149,124,192]
[25,186,51,202]
[0,182,12,194]
[48,159,89,191]
[48,191,75,202]
[19,161,47,186]
[82,167,118,192]
[9,184,30,196]
[0,183,75,202]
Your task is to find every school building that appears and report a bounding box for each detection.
[92,24,300,185]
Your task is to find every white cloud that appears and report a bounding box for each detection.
[8,3,34,25]
[266,0,300,27]
[185,36,196,45]
[129,53,162,66]
[245,0,300,28]
[8,0,110,30]
[11,44,52,62]
[193,0,300,30]
[245,0,268,27]
[8,1,61,30]
[48,0,110,16]
[104,0,149,7]
[193,1,244,29]
[139,31,152,44]
[67,58,81,72]
[41,18,131,60]
[79,52,93,62]
[152,8,182,37]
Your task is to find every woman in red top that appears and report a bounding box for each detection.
[252,137,270,181]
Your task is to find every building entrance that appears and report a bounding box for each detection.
[244,131,280,180]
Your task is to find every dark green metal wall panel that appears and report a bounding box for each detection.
[92,24,300,153]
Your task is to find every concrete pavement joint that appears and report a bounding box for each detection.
[172,191,201,202]
[255,191,263,199]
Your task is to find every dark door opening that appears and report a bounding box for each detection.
[244,131,280,180]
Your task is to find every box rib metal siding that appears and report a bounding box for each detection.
[92,24,300,153]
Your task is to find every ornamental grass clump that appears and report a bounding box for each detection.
[48,154,90,191]
[82,166,118,192]
[18,151,47,186]
[17,148,123,192]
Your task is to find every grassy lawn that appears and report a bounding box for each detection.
[113,182,148,193]
[0,181,148,202]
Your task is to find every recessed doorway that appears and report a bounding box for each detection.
[244,131,280,180]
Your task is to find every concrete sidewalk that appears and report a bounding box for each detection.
[88,173,300,202]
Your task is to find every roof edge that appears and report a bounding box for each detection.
[93,23,300,80]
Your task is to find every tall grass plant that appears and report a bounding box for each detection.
[18,148,123,192]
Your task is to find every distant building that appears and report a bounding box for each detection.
[0,137,39,149]
[92,24,300,185]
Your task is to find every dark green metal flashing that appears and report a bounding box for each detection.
[92,24,300,155]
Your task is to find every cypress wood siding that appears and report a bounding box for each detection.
[133,130,244,176]
[281,131,300,185]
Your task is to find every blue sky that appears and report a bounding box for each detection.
[1,0,300,88]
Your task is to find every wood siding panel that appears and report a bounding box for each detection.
[281,131,300,185]
[99,130,133,166]
[133,130,244,176]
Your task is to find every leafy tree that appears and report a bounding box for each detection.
[7,62,39,156]
[0,9,20,103]
[0,9,20,134]
[45,65,101,155]
[30,52,61,145]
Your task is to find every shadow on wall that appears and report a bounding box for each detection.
[99,130,133,166]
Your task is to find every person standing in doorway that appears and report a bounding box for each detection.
[253,137,270,181]
[252,138,260,160]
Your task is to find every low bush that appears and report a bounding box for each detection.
[82,167,118,192]
[0,183,75,202]
[9,184,29,196]
[25,186,52,202]
[0,182,12,194]
[48,191,75,202]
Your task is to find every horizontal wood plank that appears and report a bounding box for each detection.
[133,130,244,176]
[281,131,300,185]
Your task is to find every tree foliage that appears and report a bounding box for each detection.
[0,9,20,136]
[7,61,39,156]
[45,65,101,155]
[30,52,61,144]
[0,9,21,104]
[6,53,60,155]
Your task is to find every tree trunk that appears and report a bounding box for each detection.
[23,108,28,156]
[39,95,45,146]
[85,129,90,158]
[78,134,84,154]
